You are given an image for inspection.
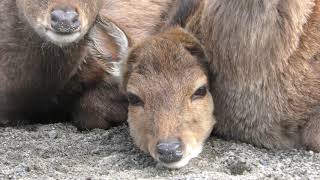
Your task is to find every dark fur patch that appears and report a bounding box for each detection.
[166,0,202,27]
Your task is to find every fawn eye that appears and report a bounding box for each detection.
[192,85,208,100]
[127,93,144,106]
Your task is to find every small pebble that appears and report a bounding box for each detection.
[48,130,58,139]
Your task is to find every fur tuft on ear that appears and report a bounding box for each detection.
[161,27,210,79]
[163,27,207,62]
[87,15,130,78]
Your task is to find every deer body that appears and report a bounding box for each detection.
[200,0,320,150]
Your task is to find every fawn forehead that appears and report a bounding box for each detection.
[130,36,206,75]
[126,37,207,97]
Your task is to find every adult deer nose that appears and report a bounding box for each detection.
[50,7,80,34]
[156,138,183,164]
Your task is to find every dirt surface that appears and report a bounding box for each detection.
[0,123,320,179]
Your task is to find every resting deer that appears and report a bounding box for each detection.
[117,0,320,168]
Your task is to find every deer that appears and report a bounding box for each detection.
[112,0,214,169]
[116,0,320,168]
[0,0,174,129]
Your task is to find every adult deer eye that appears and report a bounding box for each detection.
[192,85,208,100]
[127,93,144,107]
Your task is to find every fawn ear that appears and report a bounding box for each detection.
[181,36,206,61]
[165,27,207,62]
[87,15,130,78]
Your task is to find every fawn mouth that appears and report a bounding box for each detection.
[45,29,82,46]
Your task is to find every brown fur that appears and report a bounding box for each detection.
[120,0,320,168]
[0,0,175,129]
[200,0,320,151]
[100,0,175,42]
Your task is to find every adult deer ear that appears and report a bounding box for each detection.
[87,15,130,78]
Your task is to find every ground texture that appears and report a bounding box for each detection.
[0,123,320,179]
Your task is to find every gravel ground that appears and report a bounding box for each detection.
[0,123,320,179]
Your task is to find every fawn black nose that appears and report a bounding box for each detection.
[51,7,80,34]
[157,138,183,164]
